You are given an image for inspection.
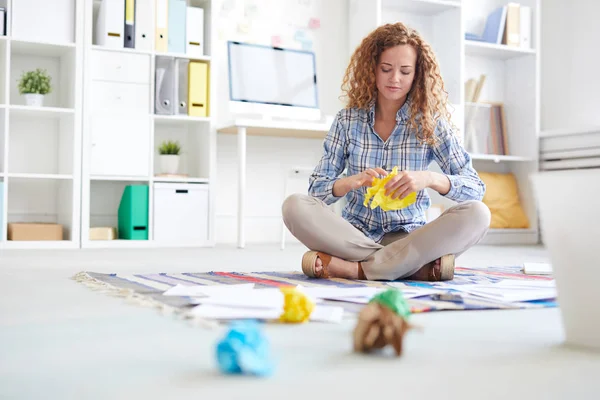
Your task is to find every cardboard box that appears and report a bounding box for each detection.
[89,227,117,240]
[7,223,63,241]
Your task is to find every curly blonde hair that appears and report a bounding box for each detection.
[341,22,452,146]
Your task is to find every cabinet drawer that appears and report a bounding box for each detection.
[92,81,150,113]
[153,183,209,243]
[91,50,150,84]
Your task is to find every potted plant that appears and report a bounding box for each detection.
[158,140,181,174]
[18,68,52,107]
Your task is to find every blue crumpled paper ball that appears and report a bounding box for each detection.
[215,320,274,377]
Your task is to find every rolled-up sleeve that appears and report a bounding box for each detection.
[432,121,485,202]
[308,112,347,204]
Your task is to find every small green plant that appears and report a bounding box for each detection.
[158,140,181,155]
[18,68,52,95]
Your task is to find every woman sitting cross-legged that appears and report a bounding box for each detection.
[282,22,491,282]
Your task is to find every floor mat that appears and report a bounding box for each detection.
[73,266,556,323]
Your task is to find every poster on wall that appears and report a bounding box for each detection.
[217,0,320,50]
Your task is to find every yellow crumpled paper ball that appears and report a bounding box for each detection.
[279,286,315,323]
[363,166,417,211]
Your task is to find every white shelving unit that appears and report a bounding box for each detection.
[348,0,541,245]
[0,0,541,249]
[0,0,83,249]
[79,0,217,249]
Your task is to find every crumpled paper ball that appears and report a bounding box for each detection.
[279,286,315,323]
[353,288,414,357]
[215,320,274,376]
[363,166,417,211]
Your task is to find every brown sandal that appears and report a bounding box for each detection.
[301,251,367,280]
[435,254,455,281]
[408,254,455,281]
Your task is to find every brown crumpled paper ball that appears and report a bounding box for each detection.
[352,302,413,356]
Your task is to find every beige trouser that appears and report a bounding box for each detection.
[282,194,491,280]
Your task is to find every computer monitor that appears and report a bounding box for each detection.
[227,41,321,121]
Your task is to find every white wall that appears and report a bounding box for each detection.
[541,0,600,131]
[215,0,349,244]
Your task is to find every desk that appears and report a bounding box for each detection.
[217,118,332,248]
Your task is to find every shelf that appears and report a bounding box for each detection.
[9,105,75,118]
[465,41,536,60]
[82,239,154,249]
[153,114,211,123]
[540,126,600,138]
[81,239,212,249]
[0,240,78,250]
[7,173,73,180]
[488,229,537,235]
[91,44,152,56]
[11,39,75,57]
[470,154,534,163]
[90,175,150,182]
[383,0,461,15]
[153,176,209,184]
[154,51,211,62]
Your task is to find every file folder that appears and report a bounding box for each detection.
[155,0,169,52]
[95,0,125,48]
[135,0,153,51]
[118,185,149,240]
[0,8,6,36]
[186,7,204,57]
[0,182,3,240]
[175,58,190,114]
[188,61,209,117]
[155,56,176,114]
[168,0,186,54]
[124,0,135,48]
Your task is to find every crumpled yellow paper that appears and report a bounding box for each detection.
[363,166,417,211]
[279,286,315,323]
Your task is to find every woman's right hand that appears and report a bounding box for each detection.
[348,168,388,190]
[333,168,388,197]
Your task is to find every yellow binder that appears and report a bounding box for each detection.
[155,0,168,52]
[188,61,209,117]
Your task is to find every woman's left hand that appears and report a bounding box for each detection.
[384,171,432,199]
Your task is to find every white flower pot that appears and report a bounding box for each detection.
[159,154,180,174]
[24,94,44,107]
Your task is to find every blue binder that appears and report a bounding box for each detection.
[168,0,186,53]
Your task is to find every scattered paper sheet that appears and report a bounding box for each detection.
[299,286,382,299]
[522,262,553,275]
[190,304,344,323]
[438,279,557,302]
[163,283,255,297]
[324,288,445,304]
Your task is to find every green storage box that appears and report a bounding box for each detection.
[118,185,149,240]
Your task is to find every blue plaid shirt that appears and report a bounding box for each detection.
[308,101,485,243]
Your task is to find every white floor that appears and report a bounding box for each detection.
[1,243,599,400]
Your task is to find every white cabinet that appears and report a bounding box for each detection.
[91,50,151,84]
[153,183,209,244]
[90,115,150,177]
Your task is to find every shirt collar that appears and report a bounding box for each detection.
[367,95,412,126]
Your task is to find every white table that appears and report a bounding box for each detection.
[217,118,332,248]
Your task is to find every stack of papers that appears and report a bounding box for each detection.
[164,284,344,323]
